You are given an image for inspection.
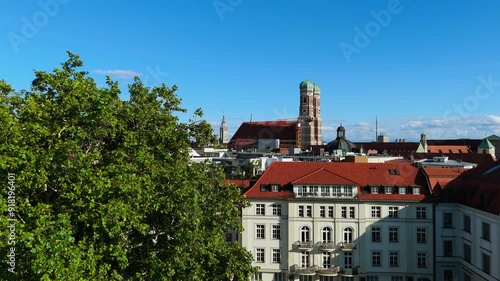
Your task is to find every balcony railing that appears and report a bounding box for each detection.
[317,266,340,276]
[339,267,358,276]
[338,242,356,251]
[292,265,317,276]
[316,242,336,251]
[294,241,314,250]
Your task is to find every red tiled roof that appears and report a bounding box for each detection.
[244,162,429,201]
[427,145,471,153]
[291,169,359,185]
[224,179,250,188]
[422,167,466,190]
[228,120,298,149]
[445,161,500,215]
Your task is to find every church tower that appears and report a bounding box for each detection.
[219,114,229,145]
[298,80,322,150]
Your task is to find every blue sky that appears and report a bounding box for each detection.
[2,0,500,142]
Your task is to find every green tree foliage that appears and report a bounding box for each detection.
[0,52,254,280]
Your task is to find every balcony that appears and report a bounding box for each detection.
[292,265,317,276]
[339,267,358,276]
[338,242,356,251]
[316,266,340,276]
[316,242,336,251]
[294,241,314,251]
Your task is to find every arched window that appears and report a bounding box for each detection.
[321,227,332,243]
[343,227,353,243]
[300,226,310,242]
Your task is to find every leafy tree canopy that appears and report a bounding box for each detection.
[0,52,254,280]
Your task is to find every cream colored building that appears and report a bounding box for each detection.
[240,162,435,281]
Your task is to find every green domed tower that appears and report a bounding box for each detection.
[299,79,322,150]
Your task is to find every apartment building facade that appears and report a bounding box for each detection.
[240,162,435,281]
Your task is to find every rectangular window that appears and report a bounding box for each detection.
[320,206,326,217]
[443,240,453,257]
[444,270,453,281]
[256,224,265,239]
[272,248,280,263]
[443,213,452,228]
[389,206,399,218]
[322,252,331,268]
[367,277,379,281]
[372,206,381,218]
[398,186,406,194]
[391,277,403,281]
[372,251,381,266]
[299,205,304,217]
[332,186,341,197]
[301,251,310,268]
[256,248,265,263]
[349,206,355,218]
[321,185,329,196]
[328,206,334,218]
[371,227,381,242]
[341,206,347,218]
[272,224,280,239]
[413,186,420,194]
[463,273,471,281]
[417,252,427,268]
[389,251,399,267]
[417,228,426,243]
[371,186,379,194]
[416,207,426,219]
[482,253,491,274]
[385,186,393,194]
[482,222,490,241]
[225,232,232,242]
[271,184,279,192]
[344,187,353,197]
[272,204,281,216]
[306,206,312,217]
[256,204,265,215]
[389,227,398,243]
[463,243,471,263]
[463,215,471,233]
[253,272,263,281]
[344,252,352,269]
[274,273,286,281]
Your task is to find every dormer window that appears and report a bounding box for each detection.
[271,184,280,192]
[398,186,406,194]
[385,186,393,194]
[260,184,267,192]
[371,186,379,194]
[413,186,420,195]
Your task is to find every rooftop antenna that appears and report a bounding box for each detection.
[250,113,252,122]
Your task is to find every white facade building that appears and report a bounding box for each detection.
[240,162,435,281]
[435,204,499,281]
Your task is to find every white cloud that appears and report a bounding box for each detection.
[94,69,143,79]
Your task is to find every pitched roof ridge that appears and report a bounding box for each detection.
[290,166,360,185]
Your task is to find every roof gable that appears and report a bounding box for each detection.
[291,168,359,185]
